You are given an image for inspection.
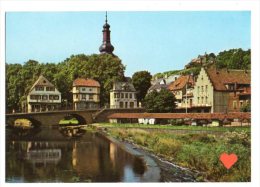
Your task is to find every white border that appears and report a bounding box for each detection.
[0,1,259,187]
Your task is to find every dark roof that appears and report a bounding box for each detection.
[73,78,100,87]
[148,82,167,91]
[108,112,250,120]
[112,82,136,92]
[168,75,194,91]
[205,67,251,91]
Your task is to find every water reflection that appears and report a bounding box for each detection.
[6,127,150,182]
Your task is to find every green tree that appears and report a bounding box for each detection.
[143,89,176,113]
[216,48,251,70]
[132,71,152,104]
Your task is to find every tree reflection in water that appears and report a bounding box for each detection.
[6,128,150,182]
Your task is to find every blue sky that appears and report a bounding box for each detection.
[6,11,250,76]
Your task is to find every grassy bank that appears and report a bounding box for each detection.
[93,123,250,133]
[93,123,251,182]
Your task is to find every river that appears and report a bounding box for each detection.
[5,126,160,182]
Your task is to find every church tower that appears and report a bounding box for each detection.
[99,12,115,55]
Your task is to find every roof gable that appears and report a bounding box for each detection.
[205,67,251,91]
[30,75,55,91]
[168,75,194,91]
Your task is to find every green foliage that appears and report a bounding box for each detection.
[143,89,176,113]
[6,54,125,112]
[131,71,152,103]
[240,103,251,112]
[216,48,251,69]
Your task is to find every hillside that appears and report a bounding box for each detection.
[153,48,251,79]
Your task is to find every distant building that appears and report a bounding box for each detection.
[72,78,100,110]
[110,82,137,108]
[148,79,167,93]
[167,75,195,109]
[27,75,61,113]
[193,66,251,113]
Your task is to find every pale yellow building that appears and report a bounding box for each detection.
[194,66,250,113]
[72,78,100,110]
[110,82,137,108]
[27,75,61,113]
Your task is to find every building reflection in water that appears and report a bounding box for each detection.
[6,128,151,182]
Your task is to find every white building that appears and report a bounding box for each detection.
[72,78,100,110]
[27,75,61,113]
[110,82,137,108]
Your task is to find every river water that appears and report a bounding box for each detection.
[6,126,159,182]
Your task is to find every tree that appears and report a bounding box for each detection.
[143,89,176,113]
[132,71,152,104]
[6,53,126,112]
[215,48,251,70]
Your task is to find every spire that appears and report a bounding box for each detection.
[105,11,107,24]
[99,12,115,55]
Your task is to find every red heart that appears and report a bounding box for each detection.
[219,153,238,169]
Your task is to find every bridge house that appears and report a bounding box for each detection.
[72,78,100,110]
[27,75,61,113]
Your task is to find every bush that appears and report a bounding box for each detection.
[224,131,250,147]
[153,138,182,158]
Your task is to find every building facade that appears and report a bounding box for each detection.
[72,78,100,110]
[167,75,195,109]
[27,75,61,113]
[110,82,138,109]
[193,66,251,113]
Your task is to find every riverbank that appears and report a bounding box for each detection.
[90,123,251,182]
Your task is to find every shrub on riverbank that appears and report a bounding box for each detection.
[106,128,250,182]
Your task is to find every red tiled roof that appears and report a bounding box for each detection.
[108,112,250,120]
[73,78,100,87]
[205,67,251,91]
[168,75,194,91]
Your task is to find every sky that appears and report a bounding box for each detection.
[6,11,250,76]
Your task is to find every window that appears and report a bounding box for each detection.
[89,94,93,100]
[30,95,39,100]
[201,86,204,92]
[82,88,86,91]
[54,95,59,100]
[125,93,128,98]
[89,88,92,91]
[201,97,204,104]
[82,94,86,100]
[198,97,200,104]
[129,93,132,99]
[197,86,200,94]
[240,101,243,107]
[120,102,124,108]
[201,75,203,80]
[121,93,124,98]
[205,96,208,104]
[46,87,55,91]
[130,102,134,108]
[35,86,44,91]
[205,85,208,93]
[233,101,237,109]
[42,95,48,100]
[114,93,117,98]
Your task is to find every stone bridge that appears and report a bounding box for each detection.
[5,108,145,127]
